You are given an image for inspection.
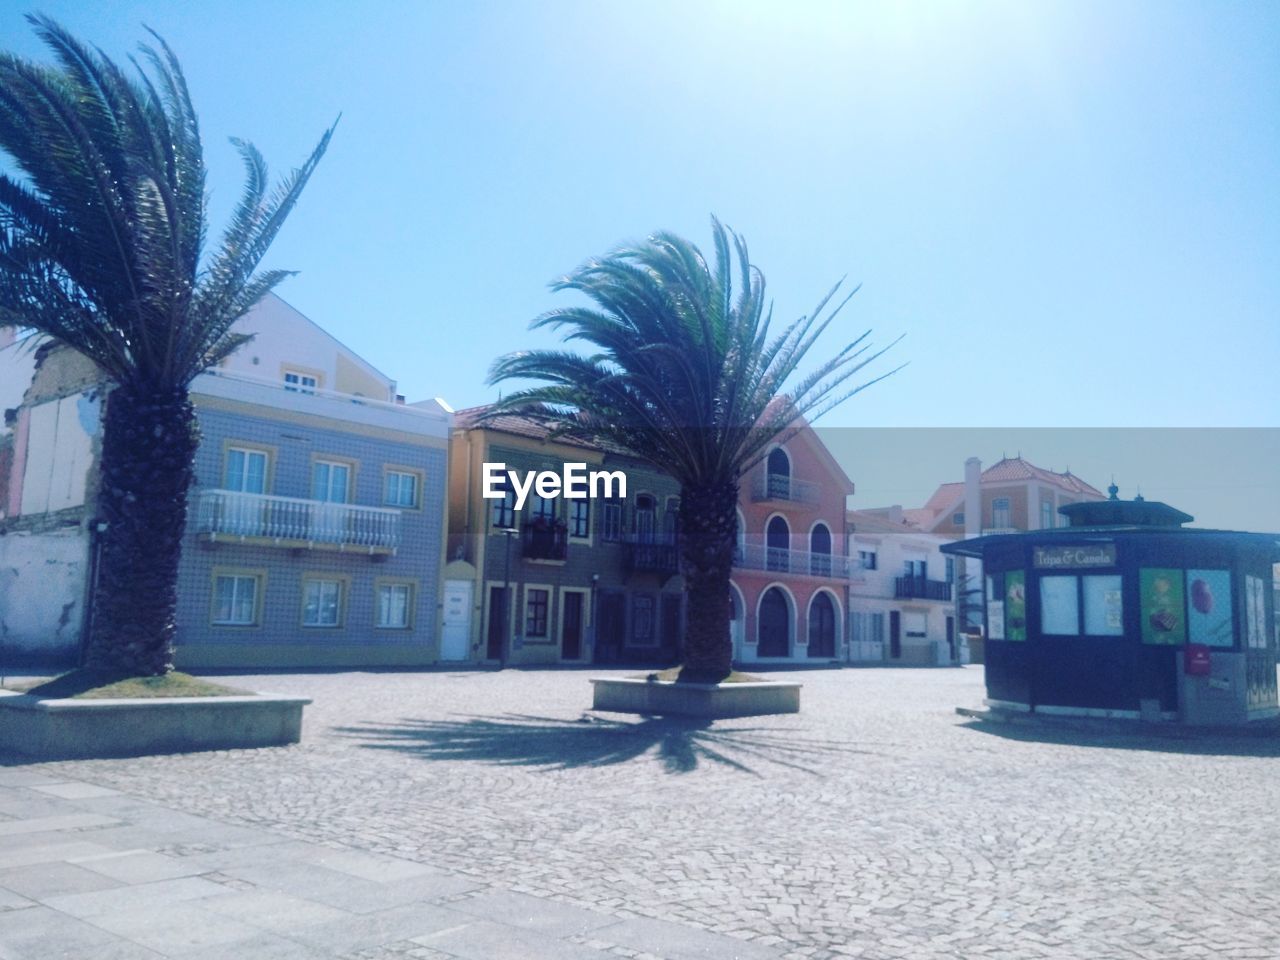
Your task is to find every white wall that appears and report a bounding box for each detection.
[0,527,88,661]
[20,393,100,515]
[220,295,394,400]
[0,336,38,439]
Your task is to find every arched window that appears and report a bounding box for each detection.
[766,447,791,499]
[758,587,790,657]
[808,592,836,658]
[809,523,832,577]
[766,516,790,572]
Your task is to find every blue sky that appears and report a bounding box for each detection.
[2,1,1277,512]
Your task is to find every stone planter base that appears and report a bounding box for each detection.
[0,689,310,760]
[590,677,801,718]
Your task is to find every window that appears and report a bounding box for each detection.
[1039,576,1079,635]
[530,490,556,525]
[1083,575,1123,636]
[302,578,343,627]
[870,612,885,643]
[903,559,927,578]
[525,588,549,637]
[952,512,964,526]
[992,498,1011,529]
[376,582,412,629]
[569,498,590,539]
[859,550,878,571]
[945,557,955,582]
[601,498,622,542]
[384,470,418,508]
[1040,574,1125,637]
[224,447,267,493]
[663,498,680,544]
[904,611,928,638]
[1040,500,1054,530]
[491,475,515,528]
[284,371,318,394]
[634,495,656,543]
[312,460,350,503]
[213,573,260,625]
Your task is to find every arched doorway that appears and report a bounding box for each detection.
[767,516,790,572]
[758,587,790,657]
[808,591,836,658]
[809,522,832,577]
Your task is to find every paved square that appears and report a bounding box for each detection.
[1,666,1277,959]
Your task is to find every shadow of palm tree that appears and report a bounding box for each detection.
[335,712,881,776]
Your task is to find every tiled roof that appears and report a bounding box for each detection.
[981,457,1104,497]
[922,482,964,514]
[452,404,613,451]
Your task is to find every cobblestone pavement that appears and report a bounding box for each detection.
[6,666,1280,959]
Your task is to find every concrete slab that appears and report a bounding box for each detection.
[450,889,617,936]
[0,860,125,899]
[0,904,130,958]
[70,849,204,883]
[28,782,121,800]
[595,917,785,959]
[0,839,116,870]
[286,901,468,953]
[84,900,267,956]
[0,813,120,836]
[301,846,439,882]
[198,889,350,932]
[414,919,616,960]
[44,875,233,918]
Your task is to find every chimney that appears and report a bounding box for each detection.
[0,327,15,351]
[964,457,981,539]
[888,504,902,524]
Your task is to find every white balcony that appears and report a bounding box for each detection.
[196,490,400,555]
[733,543,860,579]
[750,472,821,505]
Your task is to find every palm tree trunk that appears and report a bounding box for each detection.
[83,383,199,676]
[678,479,739,681]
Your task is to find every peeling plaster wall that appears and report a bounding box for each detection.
[0,526,88,664]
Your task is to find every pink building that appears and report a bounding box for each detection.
[731,416,858,664]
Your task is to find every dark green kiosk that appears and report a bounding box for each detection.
[942,491,1279,726]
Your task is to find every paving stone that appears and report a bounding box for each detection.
[28,782,121,800]
[0,860,125,900]
[0,813,120,836]
[198,889,351,931]
[82,900,268,955]
[0,839,116,870]
[412,919,617,960]
[0,904,130,958]
[70,849,205,883]
[44,875,233,918]
[449,889,618,936]
[286,901,471,953]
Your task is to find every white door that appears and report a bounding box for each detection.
[441,580,473,661]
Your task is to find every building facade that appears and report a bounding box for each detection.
[846,508,956,666]
[0,295,450,667]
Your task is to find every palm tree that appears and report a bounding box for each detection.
[488,218,901,680]
[0,16,333,675]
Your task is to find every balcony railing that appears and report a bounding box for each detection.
[623,534,680,575]
[196,490,400,554]
[894,577,953,601]
[750,472,821,505]
[733,543,859,579]
[521,524,568,561]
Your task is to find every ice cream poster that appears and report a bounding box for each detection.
[1140,568,1186,645]
[1186,570,1233,648]
[1005,570,1027,642]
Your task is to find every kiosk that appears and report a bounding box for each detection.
[942,494,1278,725]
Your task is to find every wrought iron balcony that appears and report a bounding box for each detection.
[733,543,859,579]
[894,576,953,601]
[521,524,568,561]
[196,490,400,554]
[623,534,680,575]
[750,471,821,505]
